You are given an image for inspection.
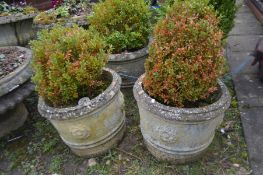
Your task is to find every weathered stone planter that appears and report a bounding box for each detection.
[0,46,34,137]
[133,74,231,163]
[38,68,126,157]
[0,14,37,47]
[107,46,149,88]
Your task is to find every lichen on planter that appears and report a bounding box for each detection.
[107,45,149,88]
[0,13,37,46]
[38,68,126,157]
[133,74,231,163]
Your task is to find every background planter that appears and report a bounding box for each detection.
[133,75,231,163]
[107,46,148,88]
[0,46,34,137]
[0,14,37,47]
[38,68,126,157]
[33,15,89,34]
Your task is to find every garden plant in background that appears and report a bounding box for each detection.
[134,0,231,163]
[30,25,126,157]
[0,1,38,46]
[34,0,93,26]
[89,0,152,88]
[154,0,237,36]
[0,1,37,17]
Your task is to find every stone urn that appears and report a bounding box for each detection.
[107,46,149,88]
[38,68,126,157]
[0,46,34,137]
[0,14,37,47]
[133,74,231,163]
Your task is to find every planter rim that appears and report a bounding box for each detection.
[38,68,122,120]
[0,13,37,25]
[133,74,231,122]
[0,46,32,96]
[109,45,149,62]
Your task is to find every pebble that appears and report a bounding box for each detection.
[106,160,111,165]
[118,154,122,161]
[88,158,97,167]
[233,163,240,168]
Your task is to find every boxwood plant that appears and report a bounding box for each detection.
[30,26,108,107]
[89,0,151,54]
[143,0,226,107]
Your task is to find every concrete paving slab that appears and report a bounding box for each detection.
[227,1,263,174]
[230,19,263,35]
[227,52,258,75]
[228,35,263,52]
[233,73,263,100]
[234,11,262,24]
[240,108,263,175]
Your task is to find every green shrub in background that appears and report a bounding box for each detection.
[143,0,225,107]
[209,0,237,35]
[154,0,237,36]
[30,26,108,107]
[89,0,151,54]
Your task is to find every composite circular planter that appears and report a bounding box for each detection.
[38,68,126,157]
[0,46,34,137]
[133,74,231,163]
[107,46,149,88]
[0,13,37,47]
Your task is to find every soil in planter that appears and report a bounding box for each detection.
[0,47,26,80]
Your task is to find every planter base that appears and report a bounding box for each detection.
[0,103,28,137]
[68,122,125,157]
[144,136,213,164]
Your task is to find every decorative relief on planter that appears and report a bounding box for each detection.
[155,125,177,143]
[70,125,90,139]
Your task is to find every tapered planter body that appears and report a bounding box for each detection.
[0,14,37,47]
[38,68,126,157]
[0,46,34,137]
[133,74,231,163]
[107,46,148,88]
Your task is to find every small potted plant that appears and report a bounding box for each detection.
[0,1,38,46]
[89,0,151,88]
[133,1,231,163]
[33,0,94,30]
[31,25,126,157]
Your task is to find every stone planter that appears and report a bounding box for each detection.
[38,68,126,157]
[0,13,37,47]
[133,74,231,163]
[107,46,149,88]
[0,46,34,137]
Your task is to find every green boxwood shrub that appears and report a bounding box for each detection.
[89,0,151,54]
[143,0,225,107]
[30,26,108,107]
[209,0,237,35]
